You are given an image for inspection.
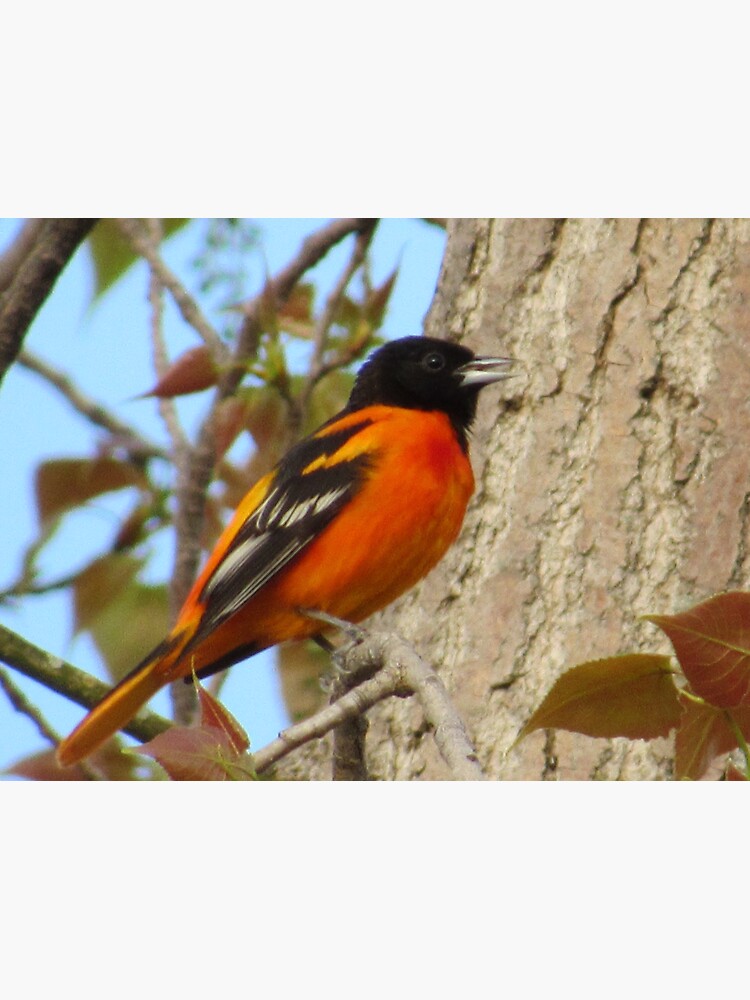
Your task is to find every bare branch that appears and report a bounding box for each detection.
[232,218,378,393]
[0,219,96,386]
[252,664,405,775]
[116,219,227,362]
[18,350,168,461]
[0,623,172,745]
[254,626,486,781]
[294,225,376,430]
[144,219,188,460]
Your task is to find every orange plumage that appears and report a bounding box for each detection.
[57,336,513,766]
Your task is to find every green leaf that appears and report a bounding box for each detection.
[364,265,398,326]
[73,553,143,634]
[87,218,189,300]
[303,369,355,435]
[646,591,750,708]
[87,579,169,682]
[516,653,682,744]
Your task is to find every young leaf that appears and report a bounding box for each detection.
[5,740,140,781]
[674,692,750,780]
[212,396,251,460]
[136,681,253,780]
[277,282,316,337]
[724,763,749,780]
[135,726,255,780]
[87,580,169,682]
[87,219,188,300]
[516,654,682,744]
[73,553,143,633]
[196,681,249,755]
[646,591,750,708]
[364,266,398,326]
[137,345,218,399]
[35,457,147,525]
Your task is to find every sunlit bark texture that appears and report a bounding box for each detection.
[278,218,750,780]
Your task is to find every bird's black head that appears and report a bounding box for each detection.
[346,336,515,449]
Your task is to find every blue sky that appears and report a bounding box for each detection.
[0,218,446,777]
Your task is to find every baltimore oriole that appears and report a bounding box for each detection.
[57,335,514,766]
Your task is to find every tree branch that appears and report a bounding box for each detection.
[253,627,486,780]
[0,219,97,386]
[17,349,168,461]
[0,623,171,745]
[0,220,46,294]
[116,219,228,362]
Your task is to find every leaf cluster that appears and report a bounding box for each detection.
[517,591,750,779]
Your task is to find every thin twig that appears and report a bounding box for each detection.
[0,665,60,747]
[18,350,168,461]
[0,623,171,745]
[233,218,378,395]
[145,219,188,461]
[116,219,228,362]
[295,225,376,428]
[0,219,96,386]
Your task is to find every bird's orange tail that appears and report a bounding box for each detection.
[56,638,180,768]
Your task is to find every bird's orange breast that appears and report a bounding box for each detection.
[168,406,475,676]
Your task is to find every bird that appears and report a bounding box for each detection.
[57,335,515,766]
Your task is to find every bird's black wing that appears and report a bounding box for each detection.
[191,417,375,643]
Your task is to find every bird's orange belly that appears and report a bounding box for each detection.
[192,411,475,663]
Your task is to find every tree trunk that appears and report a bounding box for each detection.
[278,218,750,780]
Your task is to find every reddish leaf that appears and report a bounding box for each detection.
[647,592,750,708]
[212,397,251,460]
[674,692,750,779]
[277,282,315,337]
[139,345,218,398]
[35,457,147,525]
[516,654,682,744]
[6,740,139,781]
[243,387,287,454]
[135,726,255,780]
[725,764,749,780]
[112,502,153,551]
[136,681,253,780]
[196,682,249,755]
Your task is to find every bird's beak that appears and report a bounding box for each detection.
[457,355,517,388]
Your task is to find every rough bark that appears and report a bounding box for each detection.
[277,218,750,780]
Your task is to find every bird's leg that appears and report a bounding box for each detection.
[300,608,373,686]
[301,608,366,645]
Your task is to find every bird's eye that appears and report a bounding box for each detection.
[422,351,446,372]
